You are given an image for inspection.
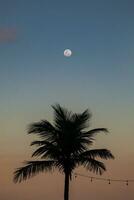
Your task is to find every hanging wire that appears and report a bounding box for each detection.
[74,172,134,186]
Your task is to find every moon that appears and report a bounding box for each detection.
[64,49,72,57]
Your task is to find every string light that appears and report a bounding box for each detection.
[126,180,128,186]
[74,172,134,186]
[75,175,77,178]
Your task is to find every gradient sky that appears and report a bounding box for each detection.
[1,0,134,200]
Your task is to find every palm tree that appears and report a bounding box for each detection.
[14,104,114,200]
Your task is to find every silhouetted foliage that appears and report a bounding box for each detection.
[14,104,114,200]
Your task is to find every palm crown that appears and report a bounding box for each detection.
[14,104,114,200]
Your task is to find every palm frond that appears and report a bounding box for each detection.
[52,104,72,129]
[80,149,114,160]
[14,160,55,183]
[32,142,61,159]
[52,104,71,120]
[52,104,76,131]
[83,128,108,138]
[72,109,91,130]
[31,140,48,146]
[28,120,55,139]
[32,146,48,157]
[68,137,93,155]
[78,157,106,175]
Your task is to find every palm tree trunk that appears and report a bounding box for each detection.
[64,171,70,200]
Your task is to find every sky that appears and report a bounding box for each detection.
[0,0,134,199]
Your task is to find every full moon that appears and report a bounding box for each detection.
[64,49,72,57]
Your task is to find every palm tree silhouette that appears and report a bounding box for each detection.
[14,104,114,200]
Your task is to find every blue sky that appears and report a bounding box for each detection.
[0,1,134,132]
[1,0,134,109]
